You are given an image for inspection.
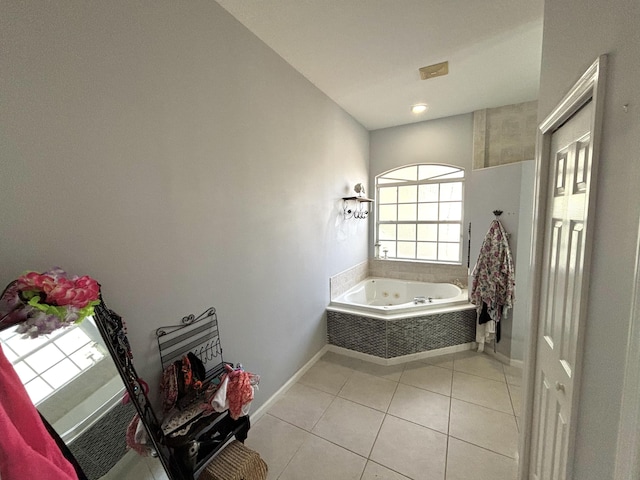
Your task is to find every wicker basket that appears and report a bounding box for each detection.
[198,441,267,480]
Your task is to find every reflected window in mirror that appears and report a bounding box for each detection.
[0,317,107,405]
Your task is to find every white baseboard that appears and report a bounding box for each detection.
[480,346,524,368]
[250,345,330,423]
[326,343,474,366]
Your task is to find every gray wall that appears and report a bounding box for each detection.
[536,0,640,478]
[0,1,369,408]
[467,161,536,363]
[369,114,535,362]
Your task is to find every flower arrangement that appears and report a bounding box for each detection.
[0,267,100,338]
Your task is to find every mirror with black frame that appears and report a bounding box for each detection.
[0,270,170,480]
[0,316,169,480]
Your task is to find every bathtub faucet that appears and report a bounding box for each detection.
[414,296,433,304]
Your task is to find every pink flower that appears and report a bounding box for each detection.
[16,269,100,308]
[46,275,99,308]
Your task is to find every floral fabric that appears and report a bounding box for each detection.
[470,220,515,323]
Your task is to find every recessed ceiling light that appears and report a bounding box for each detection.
[411,104,428,114]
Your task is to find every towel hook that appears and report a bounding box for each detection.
[493,210,503,217]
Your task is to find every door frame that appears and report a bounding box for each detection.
[519,55,607,479]
[614,220,640,479]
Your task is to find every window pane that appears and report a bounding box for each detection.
[379,224,396,240]
[418,184,439,202]
[6,334,48,357]
[438,242,461,262]
[24,377,53,405]
[439,202,462,221]
[13,361,37,383]
[382,166,417,181]
[398,185,417,203]
[397,224,416,241]
[418,203,438,221]
[417,242,438,260]
[41,358,81,389]
[55,328,92,355]
[379,241,396,258]
[69,343,105,370]
[418,224,438,241]
[440,182,463,201]
[418,165,459,180]
[437,171,465,179]
[2,345,18,363]
[397,241,416,259]
[379,205,397,221]
[439,224,461,242]
[25,344,65,374]
[398,204,417,221]
[378,187,397,204]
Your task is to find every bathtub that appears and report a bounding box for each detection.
[327,277,476,360]
[330,278,470,316]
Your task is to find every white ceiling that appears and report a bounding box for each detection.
[215,0,544,131]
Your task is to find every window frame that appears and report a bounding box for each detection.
[375,163,465,264]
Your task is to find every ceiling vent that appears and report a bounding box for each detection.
[419,61,449,80]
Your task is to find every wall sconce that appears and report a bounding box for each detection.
[342,183,374,219]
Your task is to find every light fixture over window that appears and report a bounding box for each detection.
[411,104,428,114]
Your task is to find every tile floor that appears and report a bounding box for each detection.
[118,349,522,480]
[246,350,522,480]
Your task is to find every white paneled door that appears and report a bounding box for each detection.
[527,56,606,480]
[530,101,592,480]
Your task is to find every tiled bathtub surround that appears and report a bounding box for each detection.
[327,308,476,358]
[330,261,369,299]
[330,260,468,300]
[369,259,468,285]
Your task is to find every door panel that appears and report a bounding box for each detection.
[530,101,593,480]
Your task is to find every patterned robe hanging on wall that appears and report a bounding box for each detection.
[470,219,516,347]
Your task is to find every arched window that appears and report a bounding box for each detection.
[376,164,464,263]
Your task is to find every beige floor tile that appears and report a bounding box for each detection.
[504,364,523,386]
[452,371,513,413]
[370,415,447,480]
[453,354,506,382]
[400,362,453,396]
[446,437,517,480]
[312,397,385,457]
[339,371,398,412]
[387,383,450,434]
[268,383,335,431]
[147,457,170,480]
[245,414,310,480]
[278,434,366,480]
[449,399,519,458]
[508,383,522,416]
[298,359,354,394]
[350,359,406,381]
[105,451,154,480]
[361,460,411,480]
